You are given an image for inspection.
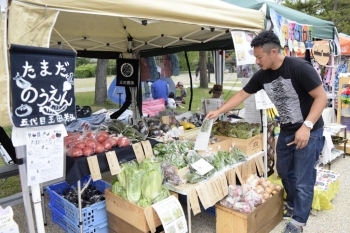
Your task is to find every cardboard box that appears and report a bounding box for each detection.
[106,189,161,232]
[215,189,283,233]
[106,190,178,233]
[214,134,263,156]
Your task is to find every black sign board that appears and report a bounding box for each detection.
[10,44,77,127]
[116,58,139,87]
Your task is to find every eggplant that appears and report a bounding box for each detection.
[160,124,170,133]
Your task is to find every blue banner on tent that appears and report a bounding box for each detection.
[10,44,77,127]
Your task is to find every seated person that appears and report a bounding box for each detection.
[167,92,176,109]
[209,84,223,99]
[151,76,169,105]
[175,81,187,104]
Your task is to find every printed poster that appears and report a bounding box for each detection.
[231,31,256,66]
[152,195,188,233]
[26,125,66,186]
[10,44,76,128]
[241,79,261,124]
[255,90,275,110]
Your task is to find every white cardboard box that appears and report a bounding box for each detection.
[0,223,19,233]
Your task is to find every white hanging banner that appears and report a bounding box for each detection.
[255,90,275,110]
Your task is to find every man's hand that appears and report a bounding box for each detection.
[206,110,221,120]
[294,125,311,149]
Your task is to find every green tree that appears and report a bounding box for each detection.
[284,0,350,34]
[75,57,90,67]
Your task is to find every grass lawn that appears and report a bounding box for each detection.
[0,81,243,198]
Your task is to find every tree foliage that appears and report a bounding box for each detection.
[284,0,350,34]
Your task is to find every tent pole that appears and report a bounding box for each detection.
[15,145,36,233]
[184,50,193,111]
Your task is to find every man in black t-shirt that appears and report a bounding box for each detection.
[207,31,327,233]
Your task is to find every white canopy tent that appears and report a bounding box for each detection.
[0,0,265,127]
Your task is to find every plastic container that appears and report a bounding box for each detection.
[50,205,108,233]
[46,177,110,227]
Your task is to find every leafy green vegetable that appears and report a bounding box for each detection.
[111,181,125,196]
[138,197,152,208]
[141,170,163,200]
[125,168,145,204]
[152,186,171,204]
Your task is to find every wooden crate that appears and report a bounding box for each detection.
[105,189,161,232]
[108,212,150,233]
[215,189,283,233]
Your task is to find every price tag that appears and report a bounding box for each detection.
[141,140,154,158]
[235,167,243,184]
[191,158,214,176]
[188,189,201,216]
[195,183,211,210]
[213,176,224,200]
[219,173,228,196]
[226,168,236,186]
[255,157,264,176]
[257,156,266,174]
[87,155,102,181]
[205,179,220,204]
[161,116,170,125]
[106,151,121,175]
[132,142,145,163]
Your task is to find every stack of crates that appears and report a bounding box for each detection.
[46,176,110,233]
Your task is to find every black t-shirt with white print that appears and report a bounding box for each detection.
[243,57,323,133]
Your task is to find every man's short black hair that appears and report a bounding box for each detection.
[250,30,281,52]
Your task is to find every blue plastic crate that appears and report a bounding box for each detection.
[50,205,108,233]
[46,177,110,227]
[178,194,216,216]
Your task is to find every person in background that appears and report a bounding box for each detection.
[175,81,187,104]
[167,92,176,109]
[195,66,200,80]
[151,74,169,105]
[206,31,327,233]
[209,84,223,99]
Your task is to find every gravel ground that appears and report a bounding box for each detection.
[9,156,350,233]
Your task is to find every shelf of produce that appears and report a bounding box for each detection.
[164,151,264,233]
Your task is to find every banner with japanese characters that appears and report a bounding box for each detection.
[10,44,77,127]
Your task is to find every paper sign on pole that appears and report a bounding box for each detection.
[25,125,65,186]
[255,90,275,110]
[152,195,188,233]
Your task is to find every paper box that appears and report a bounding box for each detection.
[0,222,19,233]
[106,189,178,233]
[215,189,283,233]
[215,134,263,156]
[105,189,160,232]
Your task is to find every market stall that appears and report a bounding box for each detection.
[0,1,269,233]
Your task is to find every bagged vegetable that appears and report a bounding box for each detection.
[138,197,152,208]
[111,181,125,196]
[152,186,170,204]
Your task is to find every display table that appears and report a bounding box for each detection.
[165,151,264,233]
[65,139,159,185]
[268,168,340,211]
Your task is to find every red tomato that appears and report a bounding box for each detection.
[117,137,130,147]
[102,141,112,151]
[85,138,97,148]
[69,148,83,157]
[107,137,118,147]
[75,141,86,149]
[96,135,108,143]
[95,143,105,154]
[83,146,94,157]
[85,130,95,139]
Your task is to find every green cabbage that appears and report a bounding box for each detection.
[125,168,144,204]
[111,181,125,196]
[152,186,171,204]
[138,197,152,208]
[141,170,162,200]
